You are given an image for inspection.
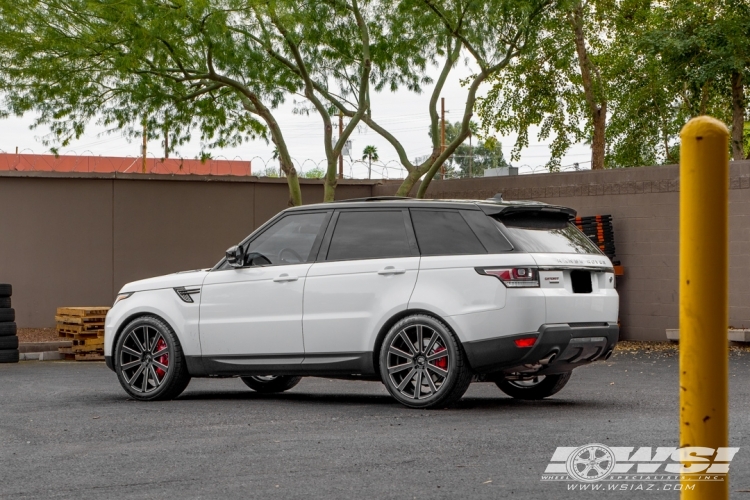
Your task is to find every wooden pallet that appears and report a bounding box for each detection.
[56,322,103,334]
[75,353,105,361]
[60,346,103,355]
[55,315,106,325]
[56,307,110,317]
[58,332,102,341]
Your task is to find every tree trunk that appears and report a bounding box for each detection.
[324,158,338,202]
[283,162,302,207]
[731,71,746,161]
[395,168,425,197]
[591,102,606,170]
[571,1,607,170]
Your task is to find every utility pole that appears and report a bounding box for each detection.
[141,122,147,174]
[164,125,169,159]
[338,111,344,179]
[440,97,446,180]
[469,129,473,178]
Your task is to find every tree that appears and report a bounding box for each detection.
[477,0,614,171]
[297,0,553,197]
[245,0,379,201]
[362,145,379,179]
[430,121,510,177]
[643,0,750,160]
[0,0,316,206]
[302,167,325,179]
[478,0,750,169]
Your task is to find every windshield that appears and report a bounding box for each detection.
[494,212,603,254]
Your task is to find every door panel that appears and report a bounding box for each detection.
[199,264,312,357]
[303,258,419,354]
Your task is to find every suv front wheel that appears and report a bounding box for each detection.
[114,316,191,401]
[379,315,472,409]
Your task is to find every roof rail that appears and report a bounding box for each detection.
[333,196,413,203]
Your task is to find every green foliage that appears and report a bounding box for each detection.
[302,167,325,179]
[257,166,280,178]
[478,0,750,169]
[362,145,379,163]
[197,151,213,164]
[431,121,510,177]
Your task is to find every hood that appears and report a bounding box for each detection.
[119,269,210,294]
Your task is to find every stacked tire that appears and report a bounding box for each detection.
[0,284,19,363]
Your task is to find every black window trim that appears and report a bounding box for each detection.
[317,208,419,263]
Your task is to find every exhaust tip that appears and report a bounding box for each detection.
[603,349,613,360]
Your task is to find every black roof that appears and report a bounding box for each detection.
[285,195,577,217]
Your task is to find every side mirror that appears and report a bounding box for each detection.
[225,245,245,268]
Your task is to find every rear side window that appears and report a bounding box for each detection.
[411,210,487,256]
[495,212,602,254]
[327,211,412,261]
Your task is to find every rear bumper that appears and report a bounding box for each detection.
[463,322,619,374]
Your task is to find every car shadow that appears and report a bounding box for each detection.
[169,390,611,412]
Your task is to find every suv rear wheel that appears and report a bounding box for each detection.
[379,315,472,409]
[495,372,572,400]
[241,375,302,393]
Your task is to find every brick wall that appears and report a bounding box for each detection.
[375,161,750,341]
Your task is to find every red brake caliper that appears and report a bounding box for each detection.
[154,338,169,378]
[431,346,447,370]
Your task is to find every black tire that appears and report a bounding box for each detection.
[241,375,302,393]
[0,297,10,308]
[495,372,572,400]
[379,314,473,409]
[0,322,16,337]
[0,336,18,350]
[0,284,11,298]
[114,315,191,401]
[0,349,19,363]
[0,309,14,322]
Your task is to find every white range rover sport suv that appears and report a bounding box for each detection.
[105,196,619,409]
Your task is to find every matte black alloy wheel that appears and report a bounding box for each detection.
[495,371,572,400]
[387,324,450,401]
[240,375,302,393]
[379,315,472,409]
[115,316,191,401]
[119,325,171,395]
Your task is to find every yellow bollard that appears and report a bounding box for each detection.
[679,116,729,499]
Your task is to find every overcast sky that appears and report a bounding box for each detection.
[0,61,592,179]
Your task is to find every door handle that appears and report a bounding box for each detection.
[378,266,406,276]
[273,273,299,282]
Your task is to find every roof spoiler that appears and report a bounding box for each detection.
[479,204,577,218]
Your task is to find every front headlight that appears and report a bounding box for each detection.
[113,292,134,306]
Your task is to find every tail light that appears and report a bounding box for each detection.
[476,267,539,288]
[514,337,537,348]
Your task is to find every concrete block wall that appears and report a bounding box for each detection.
[375,161,750,341]
[0,172,376,327]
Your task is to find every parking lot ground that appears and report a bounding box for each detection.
[1,348,749,499]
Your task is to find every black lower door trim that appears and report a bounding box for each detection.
[187,352,375,377]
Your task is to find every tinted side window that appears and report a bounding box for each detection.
[245,212,328,265]
[327,211,412,261]
[411,210,487,256]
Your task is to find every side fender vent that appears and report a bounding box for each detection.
[174,287,200,303]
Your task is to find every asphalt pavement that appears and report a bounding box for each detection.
[1,348,749,499]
